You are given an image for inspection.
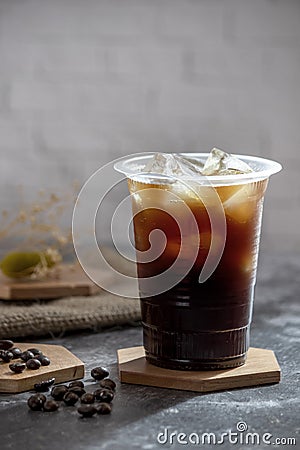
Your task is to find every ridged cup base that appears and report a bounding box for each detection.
[145,353,246,370]
[143,325,249,371]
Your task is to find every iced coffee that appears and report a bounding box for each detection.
[115,149,282,370]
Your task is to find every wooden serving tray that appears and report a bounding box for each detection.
[0,343,84,393]
[0,264,114,300]
[118,346,281,393]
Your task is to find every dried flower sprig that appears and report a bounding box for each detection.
[0,186,78,280]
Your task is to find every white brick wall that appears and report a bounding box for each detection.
[0,0,299,252]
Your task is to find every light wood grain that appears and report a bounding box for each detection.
[118,346,281,393]
[0,343,84,393]
[0,264,114,300]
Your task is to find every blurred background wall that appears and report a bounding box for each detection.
[0,0,299,253]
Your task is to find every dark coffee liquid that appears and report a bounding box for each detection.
[129,178,267,370]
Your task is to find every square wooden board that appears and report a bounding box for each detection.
[118,346,281,393]
[0,343,84,393]
[0,264,114,300]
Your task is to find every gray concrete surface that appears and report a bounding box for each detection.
[0,252,299,449]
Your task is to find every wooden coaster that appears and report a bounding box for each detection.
[0,343,84,393]
[118,346,281,393]
[0,264,114,300]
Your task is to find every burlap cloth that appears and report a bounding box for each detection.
[0,293,141,339]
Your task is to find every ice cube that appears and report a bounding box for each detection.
[142,153,203,178]
[223,183,258,223]
[223,179,267,223]
[202,148,253,176]
[173,154,204,175]
[166,234,200,261]
[143,153,180,175]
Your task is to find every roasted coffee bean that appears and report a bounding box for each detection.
[27,394,46,411]
[94,388,103,401]
[93,389,103,401]
[36,355,50,366]
[95,402,112,415]
[9,362,26,373]
[94,388,114,403]
[0,351,14,363]
[43,400,59,412]
[0,340,14,351]
[51,385,68,400]
[63,391,79,406]
[77,405,97,418]
[80,393,95,404]
[68,380,84,389]
[68,386,85,397]
[26,358,41,370]
[27,348,43,356]
[20,351,35,362]
[11,347,22,359]
[34,378,55,392]
[91,367,109,381]
[99,379,116,391]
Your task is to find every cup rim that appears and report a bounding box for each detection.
[114,152,282,186]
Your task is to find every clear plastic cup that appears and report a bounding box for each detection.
[115,153,282,370]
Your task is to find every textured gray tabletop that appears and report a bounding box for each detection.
[0,253,299,450]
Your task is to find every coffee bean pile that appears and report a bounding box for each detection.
[27,366,115,418]
[0,340,51,374]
